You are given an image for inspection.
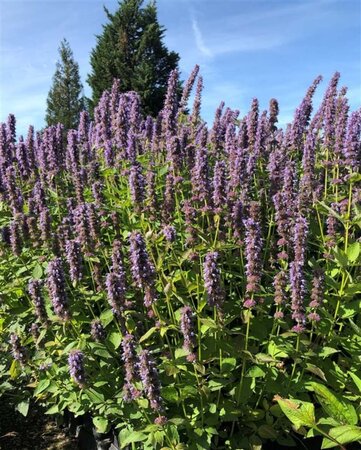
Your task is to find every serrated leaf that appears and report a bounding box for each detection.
[347,242,360,263]
[307,382,358,425]
[32,264,43,279]
[100,309,114,327]
[119,429,147,448]
[268,341,288,358]
[274,395,316,429]
[161,386,178,404]
[108,331,122,349]
[333,246,348,268]
[321,425,361,449]
[93,416,109,433]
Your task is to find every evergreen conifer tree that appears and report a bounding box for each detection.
[46,39,85,129]
[87,0,179,116]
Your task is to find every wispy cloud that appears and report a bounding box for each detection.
[191,17,213,58]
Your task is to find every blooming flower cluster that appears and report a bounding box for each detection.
[1,67,360,443]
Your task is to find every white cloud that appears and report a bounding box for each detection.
[191,17,213,58]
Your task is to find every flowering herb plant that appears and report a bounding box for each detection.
[0,67,360,449]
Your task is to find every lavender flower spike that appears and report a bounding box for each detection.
[28,279,47,323]
[9,333,27,365]
[47,257,70,320]
[129,231,156,290]
[289,216,308,332]
[180,306,196,361]
[65,240,83,283]
[139,350,163,411]
[203,252,224,309]
[244,217,262,296]
[68,350,86,387]
[90,319,106,342]
[121,333,140,402]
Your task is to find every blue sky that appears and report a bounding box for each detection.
[0,0,360,136]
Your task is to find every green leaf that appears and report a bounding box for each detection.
[339,299,361,319]
[257,424,278,439]
[274,395,316,429]
[246,365,266,378]
[32,264,43,279]
[119,429,147,448]
[347,242,360,263]
[268,341,288,358]
[321,425,361,449]
[162,386,179,403]
[45,404,60,415]
[86,388,105,404]
[9,359,20,379]
[221,357,237,373]
[333,246,348,268]
[34,379,51,396]
[93,416,109,434]
[108,331,122,349]
[348,372,361,394]
[139,326,157,343]
[16,399,30,416]
[307,382,358,425]
[100,309,114,327]
[174,348,189,360]
[305,364,327,382]
[318,347,339,359]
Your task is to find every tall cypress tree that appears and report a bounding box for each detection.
[46,39,85,130]
[87,0,179,116]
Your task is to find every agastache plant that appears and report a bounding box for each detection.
[0,68,360,449]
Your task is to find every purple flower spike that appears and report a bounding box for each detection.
[9,333,27,365]
[180,64,200,112]
[203,252,224,309]
[308,269,324,323]
[121,333,140,402]
[47,258,70,321]
[244,217,262,295]
[105,271,127,316]
[28,279,47,323]
[129,162,145,209]
[90,319,106,342]
[162,225,176,243]
[289,216,308,331]
[129,231,156,290]
[180,306,196,356]
[213,160,227,213]
[65,240,83,283]
[68,350,86,387]
[138,350,163,411]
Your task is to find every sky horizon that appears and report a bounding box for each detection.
[0,0,360,137]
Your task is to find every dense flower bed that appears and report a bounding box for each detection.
[0,67,360,449]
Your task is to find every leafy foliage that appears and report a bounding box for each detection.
[0,68,360,450]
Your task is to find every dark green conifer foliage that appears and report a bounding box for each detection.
[46,39,85,130]
[87,0,179,116]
